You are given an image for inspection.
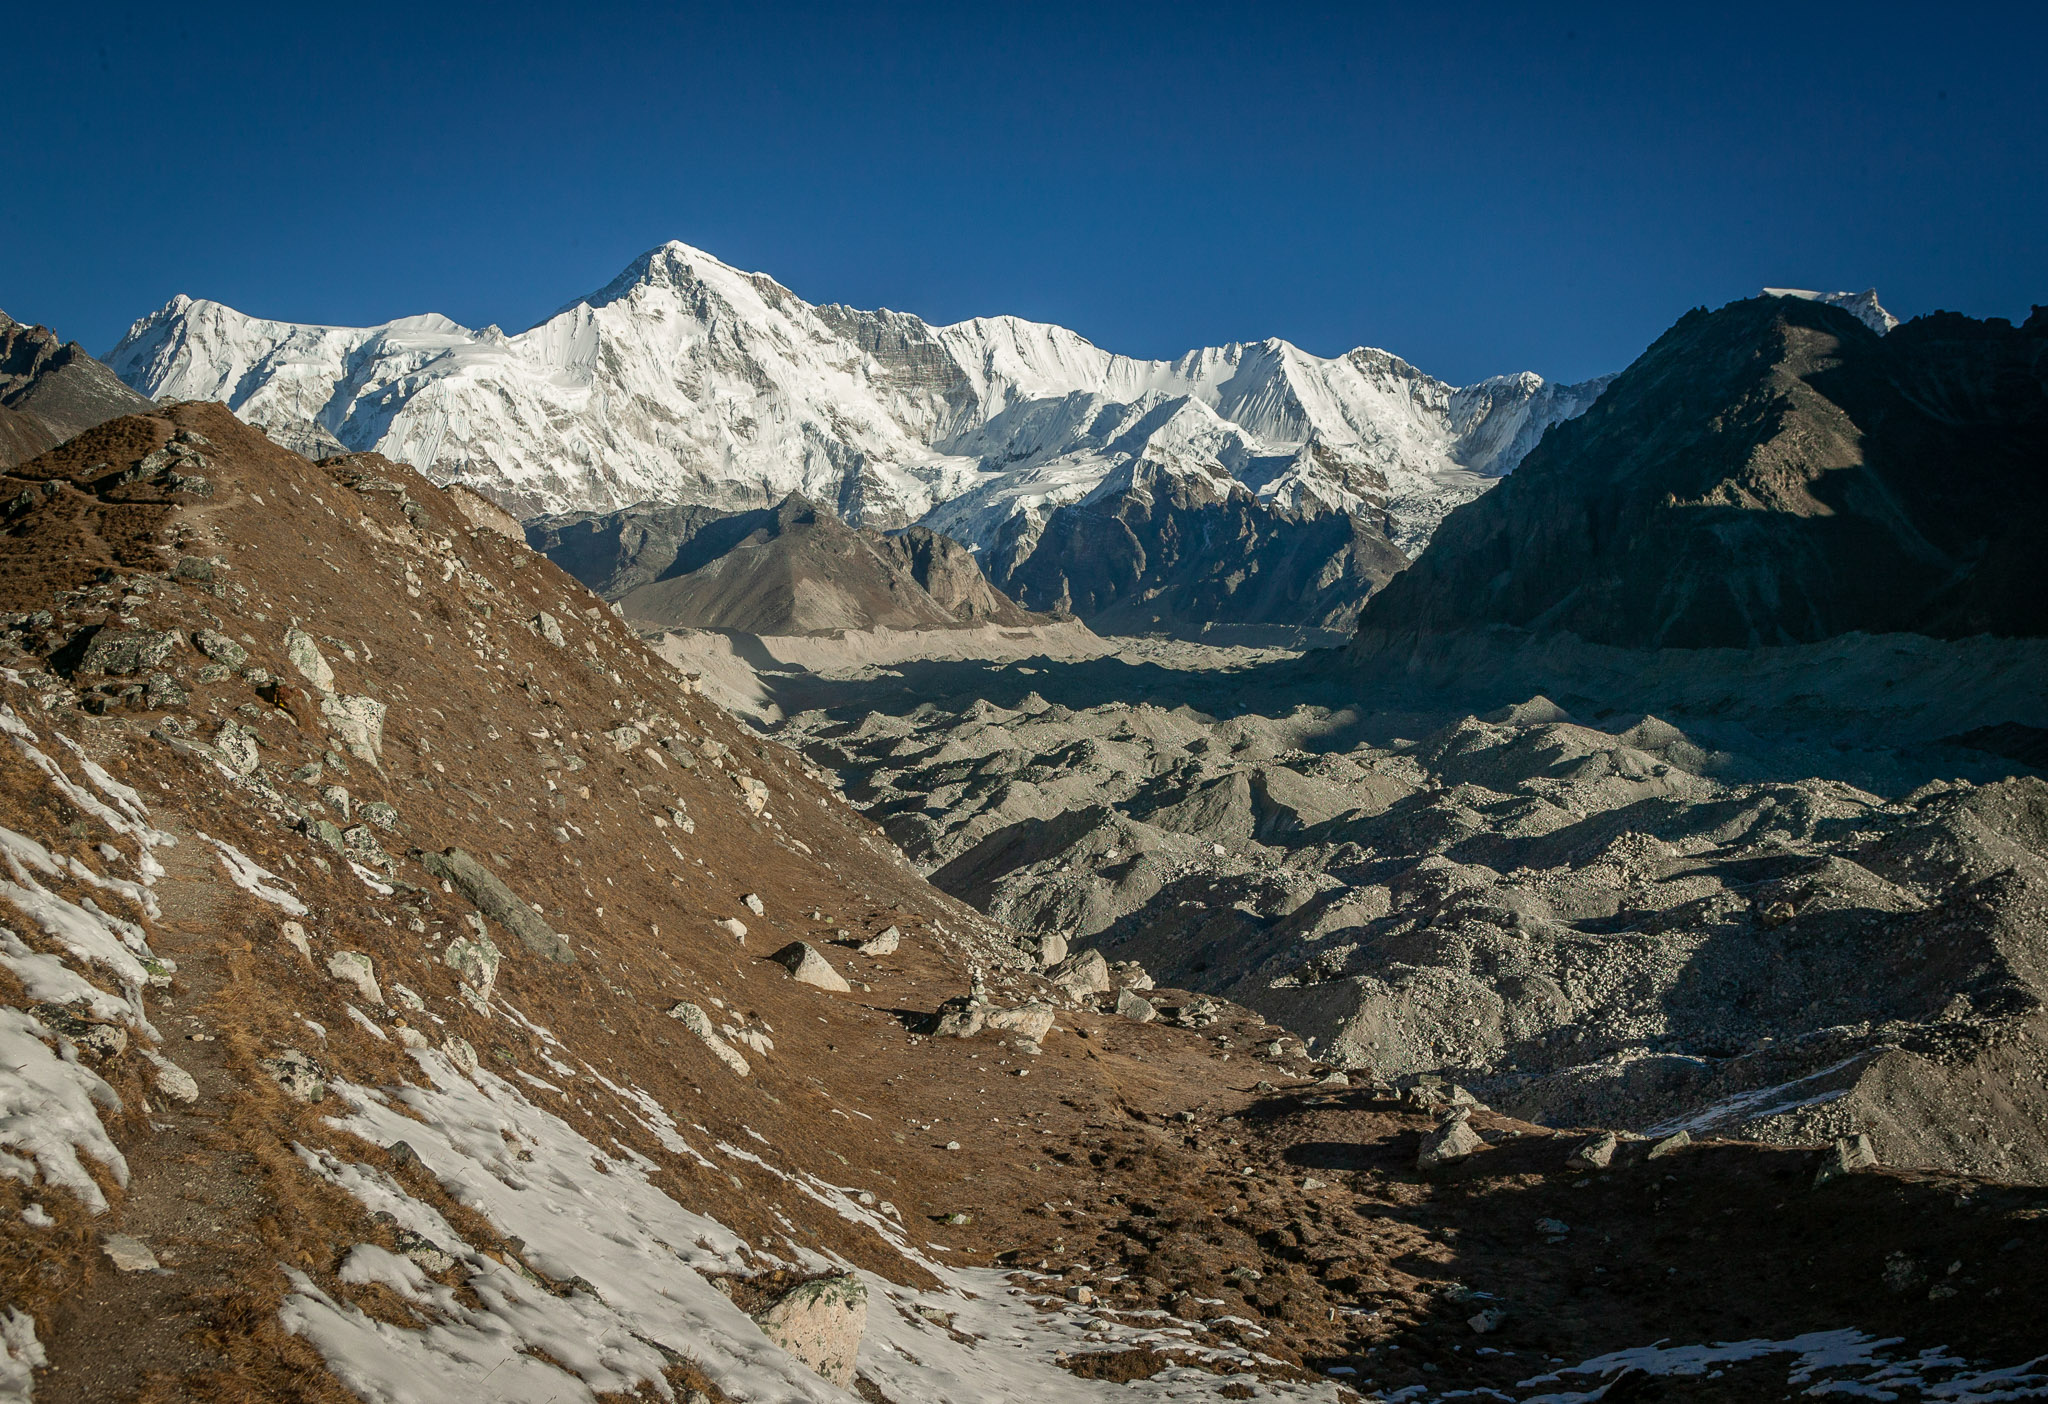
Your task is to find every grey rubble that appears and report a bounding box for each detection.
[790,689,2048,1182]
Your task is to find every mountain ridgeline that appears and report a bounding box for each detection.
[1357,296,2048,649]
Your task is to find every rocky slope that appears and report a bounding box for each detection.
[0,399,2041,1402]
[0,312,154,469]
[1355,296,2048,650]
[533,494,1043,634]
[106,242,1611,551]
[989,456,1411,638]
[787,679,2048,1186]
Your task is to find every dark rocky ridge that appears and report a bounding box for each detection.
[1356,296,2048,649]
[0,310,155,468]
[990,458,1411,639]
[532,494,1043,635]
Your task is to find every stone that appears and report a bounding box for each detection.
[1115,988,1157,1023]
[769,942,851,992]
[1417,1113,1484,1170]
[440,1036,479,1077]
[984,1002,1056,1043]
[1109,959,1154,992]
[1047,948,1111,997]
[415,848,575,964]
[320,784,352,818]
[78,626,177,677]
[173,555,214,582]
[667,1002,751,1077]
[213,723,260,776]
[532,612,568,647]
[341,825,392,870]
[857,926,899,956]
[603,724,642,753]
[1567,1131,1618,1171]
[442,932,502,1009]
[751,1273,866,1387]
[394,1228,458,1275]
[320,693,387,763]
[142,671,188,709]
[735,774,770,815]
[101,1234,159,1272]
[326,951,383,1005]
[1037,931,1069,968]
[1646,1130,1692,1160]
[260,1049,325,1102]
[359,801,400,831]
[716,917,748,943]
[284,629,335,691]
[1468,1308,1508,1334]
[279,921,312,960]
[1063,1284,1095,1305]
[31,1005,127,1060]
[1535,1217,1571,1237]
[741,892,766,916]
[1815,1132,1879,1187]
[930,998,985,1038]
[142,1050,200,1104]
[1316,1070,1350,1088]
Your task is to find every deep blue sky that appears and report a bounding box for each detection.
[7,3,2043,384]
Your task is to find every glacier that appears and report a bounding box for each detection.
[109,240,1612,551]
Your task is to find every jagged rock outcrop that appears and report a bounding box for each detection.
[0,310,154,468]
[991,457,1410,637]
[538,494,1043,635]
[1356,296,2048,649]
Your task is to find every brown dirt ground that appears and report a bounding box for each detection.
[0,403,2038,1402]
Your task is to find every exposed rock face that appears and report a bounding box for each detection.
[538,494,1042,636]
[989,457,1411,636]
[0,311,154,468]
[1358,297,2048,649]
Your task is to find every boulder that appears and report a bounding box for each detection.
[667,1002,752,1077]
[1646,1130,1692,1160]
[1047,949,1110,997]
[857,926,899,956]
[326,950,383,1005]
[1115,988,1157,1023]
[260,1049,325,1102]
[415,848,576,964]
[284,629,335,692]
[752,1273,867,1387]
[930,996,986,1039]
[193,628,248,667]
[1815,1132,1879,1186]
[769,942,851,992]
[78,626,177,677]
[1417,1112,1483,1170]
[984,1003,1056,1043]
[741,892,766,916]
[1567,1131,1618,1171]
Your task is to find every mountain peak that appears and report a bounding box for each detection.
[1762,286,1898,335]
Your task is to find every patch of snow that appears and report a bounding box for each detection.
[204,834,308,915]
[0,1008,128,1213]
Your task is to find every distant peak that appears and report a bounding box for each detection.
[1762,287,1898,335]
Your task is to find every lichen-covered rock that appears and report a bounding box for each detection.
[417,848,575,964]
[752,1273,867,1386]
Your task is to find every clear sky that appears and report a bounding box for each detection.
[7,2,2043,384]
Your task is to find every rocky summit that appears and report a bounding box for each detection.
[0,285,2042,1404]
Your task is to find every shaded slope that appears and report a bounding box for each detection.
[611,495,1040,634]
[1356,296,2048,649]
[0,310,154,468]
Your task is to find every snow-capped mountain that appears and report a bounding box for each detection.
[109,241,1610,550]
[1762,287,1898,335]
